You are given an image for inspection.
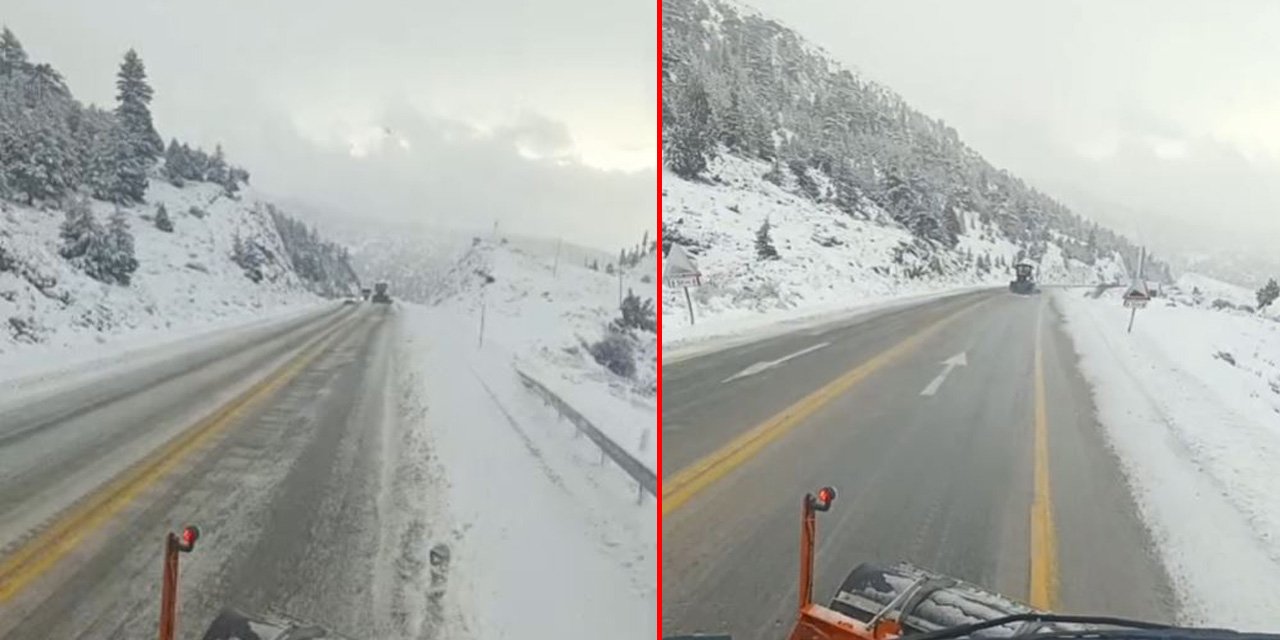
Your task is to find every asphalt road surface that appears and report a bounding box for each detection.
[0,303,434,639]
[662,289,1178,640]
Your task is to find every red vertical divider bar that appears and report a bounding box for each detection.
[654,0,665,636]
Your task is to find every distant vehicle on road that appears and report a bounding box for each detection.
[359,287,372,301]
[1009,262,1038,295]
[372,282,392,304]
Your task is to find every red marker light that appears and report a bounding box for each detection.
[818,486,836,505]
[179,525,199,550]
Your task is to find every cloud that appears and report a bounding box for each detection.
[0,0,655,251]
[241,103,652,250]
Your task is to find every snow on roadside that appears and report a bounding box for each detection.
[1054,285,1280,628]
[399,302,655,639]
[436,240,657,468]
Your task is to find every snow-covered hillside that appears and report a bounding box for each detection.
[663,154,1130,332]
[0,26,358,363]
[0,181,358,360]
[662,0,1159,334]
[1055,282,1280,627]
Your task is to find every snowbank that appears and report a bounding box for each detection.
[399,303,655,639]
[1054,284,1280,628]
[383,238,656,638]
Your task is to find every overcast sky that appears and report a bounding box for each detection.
[3,0,655,250]
[745,0,1280,267]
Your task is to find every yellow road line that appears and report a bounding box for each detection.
[0,317,353,603]
[1029,301,1060,609]
[662,298,988,516]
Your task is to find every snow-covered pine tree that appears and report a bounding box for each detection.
[756,218,778,260]
[667,76,713,179]
[103,208,139,285]
[0,93,78,204]
[163,139,189,186]
[155,202,173,232]
[231,235,264,283]
[613,289,657,333]
[101,123,149,203]
[115,49,162,163]
[1258,278,1279,311]
[59,199,100,261]
[721,89,746,152]
[0,27,29,76]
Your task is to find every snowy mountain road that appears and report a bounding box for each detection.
[0,304,432,639]
[661,290,1177,640]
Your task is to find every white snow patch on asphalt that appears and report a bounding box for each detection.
[1054,284,1280,629]
[399,303,654,639]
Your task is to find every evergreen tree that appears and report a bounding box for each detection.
[154,203,173,232]
[103,208,138,284]
[0,27,29,76]
[1258,278,1279,311]
[163,139,189,185]
[667,77,713,178]
[0,96,78,204]
[612,289,657,333]
[755,218,778,260]
[100,123,148,203]
[721,88,745,151]
[207,144,229,186]
[115,49,163,161]
[231,235,264,282]
[59,199,100,261]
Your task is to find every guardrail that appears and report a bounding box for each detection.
[515,368,656,503]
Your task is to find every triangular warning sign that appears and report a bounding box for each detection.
[664,244,700,277]
[1124,279,1150,300]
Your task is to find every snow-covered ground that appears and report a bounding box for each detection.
[0,180,341,364]
[390,237,656,639]
[1054,279,1280,628]
[663,155,1129,346]
[428,239,657,470]
[397,304,654,639]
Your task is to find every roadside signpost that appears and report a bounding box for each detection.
[1123,247,1150,333]
[664,244,701,325]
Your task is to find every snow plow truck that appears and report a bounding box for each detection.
[1009,262,1037,294]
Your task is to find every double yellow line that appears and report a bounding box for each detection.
[0,313,354,603]
[662,298,985,516]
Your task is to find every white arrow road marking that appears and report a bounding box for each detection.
[721,342,831,384]
[919,351,968,396]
